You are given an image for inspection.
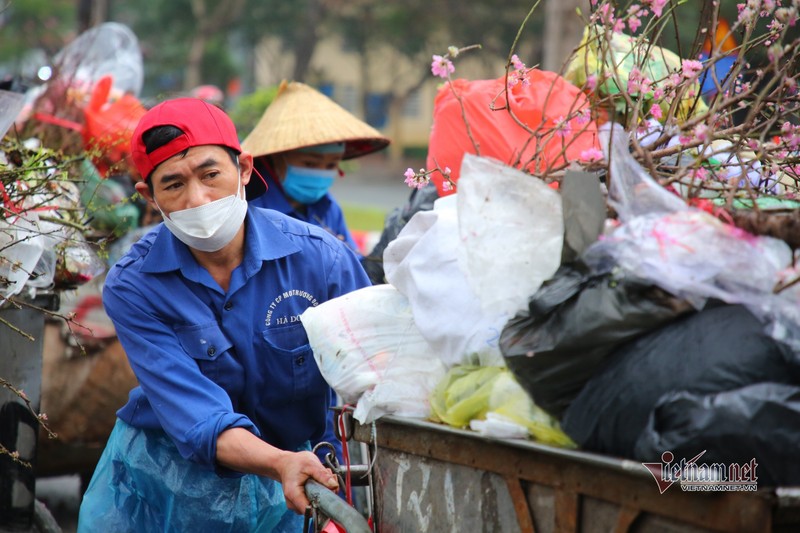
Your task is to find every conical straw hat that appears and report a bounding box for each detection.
[241,80,390,160]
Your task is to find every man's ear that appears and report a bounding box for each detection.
[135,181,157,211]
[238,152,254,187]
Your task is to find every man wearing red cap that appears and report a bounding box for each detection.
[77,98,370,531]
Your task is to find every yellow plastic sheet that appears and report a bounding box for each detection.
[430,365,575,448]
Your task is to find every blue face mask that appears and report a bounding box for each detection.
[282,165,337,204]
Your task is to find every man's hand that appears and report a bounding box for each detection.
[216,428,339,513]
[276,450,340,513]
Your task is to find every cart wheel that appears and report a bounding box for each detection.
[33,499,62,533]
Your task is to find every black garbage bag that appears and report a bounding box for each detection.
[500,261,693,419]
[562,303,800,461]
[363,181,439,285]
[635,383,800,487]
[634,382,800,487]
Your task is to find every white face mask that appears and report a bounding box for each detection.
[156,173,248,252]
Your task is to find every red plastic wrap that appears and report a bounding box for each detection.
[427,70,600,196]
[82,76,147,176]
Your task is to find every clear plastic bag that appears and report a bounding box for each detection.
[594,123,792,309]
[53,22,144,97]
[0,214,45,299]
[601,123,689,222]
[53,232,106,288]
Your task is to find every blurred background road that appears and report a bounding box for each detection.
[333,152,417,212]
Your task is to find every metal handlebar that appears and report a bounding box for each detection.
[304,480,372,533]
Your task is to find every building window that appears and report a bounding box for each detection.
[338,85,358,114]
[402,89,421,118]
[366,93,389,129]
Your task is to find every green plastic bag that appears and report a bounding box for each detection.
[78,158,140,235]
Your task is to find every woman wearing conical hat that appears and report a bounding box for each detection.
[243,81,390,253]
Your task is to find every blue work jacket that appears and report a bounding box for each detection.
[248,171,359,254]
[104,207,370,472]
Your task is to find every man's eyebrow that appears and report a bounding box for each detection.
[157,157,221,185]
[193,157,221,172]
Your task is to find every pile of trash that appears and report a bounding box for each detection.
[301,19,800,489]
[304,123,800,485]
[501,125,800,487]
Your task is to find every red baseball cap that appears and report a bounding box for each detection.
[131,97,241,181]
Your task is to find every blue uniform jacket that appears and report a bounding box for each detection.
[248,170,359,254]
[104,207,370,473]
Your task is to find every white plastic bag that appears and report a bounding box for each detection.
[384,194,508,367]
[469,413,529,439]
[584,210,792,309]
[457,154,564,316]
[300,284,446,423]
[0,90,25,139]
[592,122,797,350]
[384,154,564,367]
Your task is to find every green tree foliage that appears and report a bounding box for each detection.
[114,0,245,95]
[227,85,279,134]
[114,0,194,95]
[328,0,544,77]
[0,0,75,80]
[2,0,791,107]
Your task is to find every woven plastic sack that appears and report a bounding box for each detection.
[300,284,446,423]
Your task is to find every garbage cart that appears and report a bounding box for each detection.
[352,415,800,532]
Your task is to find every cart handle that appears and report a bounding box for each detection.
[304,480,372,533]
